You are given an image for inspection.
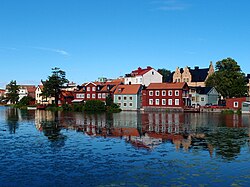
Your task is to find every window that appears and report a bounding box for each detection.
[175,99,179,105]
[155,91,160,96]
[152,71,154,75]
[149,99,153,105]
[129,96,133,100]
[162,99,166,105]
[140,78,142,83]
[201,97,204,102]
[92,87,96,91]
[162,91,166,96]
[98,93,102,99]
[129,103,133,107]
[123,103,127,107]
[118,96,121,100]
[124,96,127,100]
[187,78,189,82]
[92,94,95,98]
[149,91,153,96]
[102,93,106,98]
[175,90,179,96]
[234,102,238,108]
[168,90,172,96]
[168,99,172,105]
[118,103,121,106]
[76,94,84,98]
[87,94,90,98]
[87,87,90,91]
[155,99,159,105]
[183,78,186,82]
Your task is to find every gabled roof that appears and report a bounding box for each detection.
[61,90,74,97]
[126,66,153,77]
[190,86,214,94]
[189,67,209,82]
[19,85,36,93]
[146,82,187,90]
[114,84,141,95]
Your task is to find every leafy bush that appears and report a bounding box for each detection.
[73,103,85,112]
[84,100,106,112]
[62,104,73,111]
[221,109,235,114]
[106,103,121,113]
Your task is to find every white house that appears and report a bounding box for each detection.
[35,85,55,105]
[124,66,162,87]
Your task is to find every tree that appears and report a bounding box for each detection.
[205,58,247,98]
[42,67,69,106]
[6,80,19,104]
[158,68,172,82]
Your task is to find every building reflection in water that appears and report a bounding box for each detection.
[33,110,250,160]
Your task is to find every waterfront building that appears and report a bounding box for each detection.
[124,66,162,86]
[35,85,55,105]
[172,62,214,87]
[114,84,142,111]
[142,82,190,110]
[189,87,219,107]
[18,85,36,101]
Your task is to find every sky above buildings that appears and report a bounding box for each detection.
[1,0,250,88]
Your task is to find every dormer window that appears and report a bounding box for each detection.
[152,71,154,75]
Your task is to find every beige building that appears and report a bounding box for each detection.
[172,62,214,87]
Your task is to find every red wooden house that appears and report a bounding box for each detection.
[72,80,122,104]
[226,97,248,110]
[142,82,190,109]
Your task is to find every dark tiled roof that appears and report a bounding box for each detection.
[190,86,213,94]
[189,67,209,82]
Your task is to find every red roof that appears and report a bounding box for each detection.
[146,82,187,90]
[131,66,153,76]
[114,84,141,95]
[61,90,74,97]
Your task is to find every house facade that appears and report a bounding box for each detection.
[35,85,55,105]
[73,80,122,104]
[172,62,214,87]
[226,97,249,110]
[18,85,36,101]
[142,82,190,110]
[0,89,5,98]
[124,66,162,86]
[190,87,219,106]
[114,84,142,111]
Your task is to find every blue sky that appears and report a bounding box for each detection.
[1,0,250,88]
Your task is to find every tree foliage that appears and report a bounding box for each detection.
[6,80,19,104]
[205,58,247,98]
[84,100,106,112]
[42,67,69,106]
[158,68,172,82]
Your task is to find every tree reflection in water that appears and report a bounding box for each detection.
[40,112,67,148]
[5,107,19,134]
[205,127,248,161]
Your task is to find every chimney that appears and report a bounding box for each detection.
[194,66,199,70]
[147,66,152,69]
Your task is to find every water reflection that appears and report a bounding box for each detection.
[3,106,250,160]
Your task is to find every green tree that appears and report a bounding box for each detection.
[158,68,171,82]
[84,100,106,112]
[6,80,19,104]
[205,58,247,98]
[42,67,69,106]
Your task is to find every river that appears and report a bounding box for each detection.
[0,106,250,186]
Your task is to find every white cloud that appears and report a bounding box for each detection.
[33,47,70,57]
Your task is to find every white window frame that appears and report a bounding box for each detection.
[175,90,179,96]
[129,102,133,107]
[123,103,127,107]
[155,91,160,96]
[149,99,153,105]
[98,93,102,99]
[168,99,173,105]
[102,93,106,98]
[162,99,166,105]
[234,102,238,108]
[92,94,95,98]
[87,87,90,91]
[155,99,160,105]
[92,87,96,91]
[76,94,84,99]
[162,90,166,96]
[168,90,172,96]
[149,91,153,96]
[175,99,179,106]
[87,94,90,98]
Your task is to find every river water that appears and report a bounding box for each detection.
[0,106,250,186]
